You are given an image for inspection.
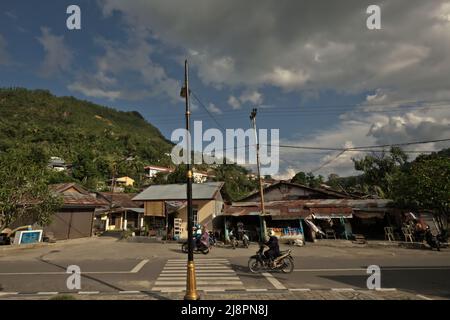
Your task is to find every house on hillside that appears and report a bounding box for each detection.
[133,182,224,239]
[115,176,135,187]
[144,165,174,179]
[45,183,108,240]
[192,169,216,183]
[48,157,68,171]
[94,192,144,232]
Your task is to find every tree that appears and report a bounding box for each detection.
[291,171,324,188]
[0,149,62,229]
[213,164,258,201]
[352,147,408,197]
[392,153,450,229]
[291,172,308,185]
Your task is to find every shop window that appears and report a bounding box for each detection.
[193,208,198,225]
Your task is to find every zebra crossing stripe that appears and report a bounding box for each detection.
[152,258,245,292]
[262,272,287,290]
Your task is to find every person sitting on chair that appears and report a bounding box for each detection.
[264,229,280,266]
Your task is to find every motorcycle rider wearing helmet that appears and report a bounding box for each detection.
[194,224,203,249]
[264,229,280,265]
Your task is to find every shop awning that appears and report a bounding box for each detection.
[310,207,353,219]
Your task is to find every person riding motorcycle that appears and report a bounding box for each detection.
[264,229,280,266]
[200,225,210,248]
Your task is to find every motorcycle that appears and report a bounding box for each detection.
[425,228,441,251]
[248,245,294,273]
[437,230,449,246]
[181,240,210,254]
[230,232,249,249]
[208,231,217,247]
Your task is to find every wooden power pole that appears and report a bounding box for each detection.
[181,60,199,300]
[250,108,267,242]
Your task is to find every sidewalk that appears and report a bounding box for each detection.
[0,289,443,300]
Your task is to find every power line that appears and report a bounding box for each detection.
[266,138,450,151]
[190,90,227,131]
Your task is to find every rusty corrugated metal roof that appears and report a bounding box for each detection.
[223,198,392,218]
[49,183,108,207]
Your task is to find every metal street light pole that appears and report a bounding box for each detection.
[250,108,267,243]
[181,60,199,300]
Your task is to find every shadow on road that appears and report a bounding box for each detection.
[36,251,172,300]
[319,266,450,299]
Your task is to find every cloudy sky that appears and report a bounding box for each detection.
[1,0,450,178]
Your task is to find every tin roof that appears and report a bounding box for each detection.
[237,181,354,201]
[223,198,392,218]
[49,183,108,207]
[133,182,224,201]
[97,192,143,208]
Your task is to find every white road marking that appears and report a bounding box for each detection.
[157,276,240,281]
[130,259,149,273]
[331,288,355,292]
[155,280,243,285]
[289,288,312,292]
[161,270,235,273]
[152,288,185,292]
[163,266,231,269]
[119,291,141,294]
[204,288,226,292]
[160,272,236,276]
[152,258,245,292]
[167,259,229,262]
[294,268,366,272]
[37,292,58,295]
[0,292,18,296]
[262,272,287,290]
[78,291,100,294]
[0,271,129,275]
[375,288,397,291]
[294,267,450,272]
[246,288,268,292]
[417,294,433,300]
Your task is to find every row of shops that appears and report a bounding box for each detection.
[218,199,395,242]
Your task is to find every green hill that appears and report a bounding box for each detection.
[0,88,173,189]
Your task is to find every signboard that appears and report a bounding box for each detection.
[13,230,43,245]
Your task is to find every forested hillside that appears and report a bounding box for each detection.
[0,88,173,189]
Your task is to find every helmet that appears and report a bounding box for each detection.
[269,229,275,237]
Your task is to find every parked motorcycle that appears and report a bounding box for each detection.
[437,229,449,246]
[248,245,294,273]
[229,232,249,249]
[208,231,217,247]
[425,227,441,251]
[181,240,210,254]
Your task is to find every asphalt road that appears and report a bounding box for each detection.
[0,237,449,299]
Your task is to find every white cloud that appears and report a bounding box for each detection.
[36,27,73,76]
[228,95,241,109]
[68,31,181,102]
[279,102,450,177]
[96,0,450,176]
[240,90,263,105]
[228,90,263,109]
[207,103,222,114]
[68,82,121,100]
[98,0,450,96]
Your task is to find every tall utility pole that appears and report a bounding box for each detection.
[181,60,199,300]
[250,108,267,243]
